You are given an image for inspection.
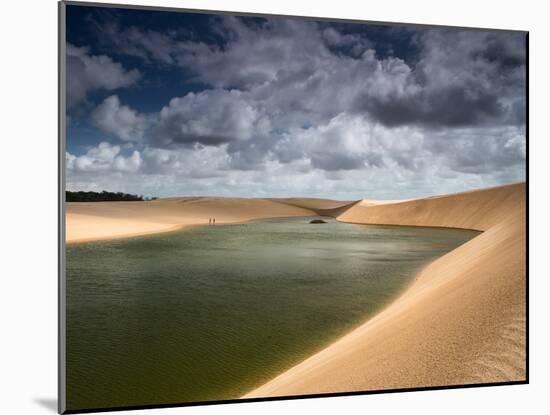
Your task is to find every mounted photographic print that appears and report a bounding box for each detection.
[58,1,528,413]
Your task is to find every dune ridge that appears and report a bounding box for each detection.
[337,182,525,231]
[244,182,526,397]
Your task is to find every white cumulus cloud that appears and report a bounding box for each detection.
[90,95,147,142]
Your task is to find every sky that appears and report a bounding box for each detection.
[65,4,527,200]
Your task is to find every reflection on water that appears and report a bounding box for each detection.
[66,217,479,410]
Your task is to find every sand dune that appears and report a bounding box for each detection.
[66,197,316,243]
[65,183,526,396]
[244,182,526,397]
[338,183,524,231]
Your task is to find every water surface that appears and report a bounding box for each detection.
[66,217,478,410]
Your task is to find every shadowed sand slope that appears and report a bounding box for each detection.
[272,197,355,210]
[245,182,526,397]
[66,197,317,243]
[271,198,360,217]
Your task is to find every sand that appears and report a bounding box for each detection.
[273,198,360,217]
[338,183,524,231]
[65,183,526,396]
[244,182,526,397]
[66,197,316,243]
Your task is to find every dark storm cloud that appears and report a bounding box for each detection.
[98,17,526,131]
[355,30,526,128]
[473,34,526,70]
[361,85,503,128]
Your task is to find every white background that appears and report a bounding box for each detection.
[1,0,546,414]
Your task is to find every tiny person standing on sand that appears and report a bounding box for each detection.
[209,218,211,225]
[213,218,215,225]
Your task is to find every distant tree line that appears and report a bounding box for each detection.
[66,190,158,202]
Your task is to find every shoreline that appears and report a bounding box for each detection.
[336,219,485,232]
[66,213,483,244]
[65,215,336,244]
[242,233,481,398]
[66,223,188,244]
[65,197,322,244]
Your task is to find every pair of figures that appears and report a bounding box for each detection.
[208,218,216,225]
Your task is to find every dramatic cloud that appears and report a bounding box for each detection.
[425,126,526,174]
[65,9,527,198]
[177,17,331,89]
[154,89,271,147]
[90,95,147,141]
[273,114,386,171]
[358,30,526,128]
[67,142,142,173]
[66,43,141,109]
[101,17,525,130]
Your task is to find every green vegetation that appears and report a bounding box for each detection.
[66,190,157,202]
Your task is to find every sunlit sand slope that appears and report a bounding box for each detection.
[338,183,525,231]
[245,182,526,397]
[66,197,316,243]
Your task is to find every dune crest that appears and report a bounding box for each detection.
[338,182,525,231]
[244,182,526,397]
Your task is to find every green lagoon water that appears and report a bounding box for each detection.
[66,217,478,410]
